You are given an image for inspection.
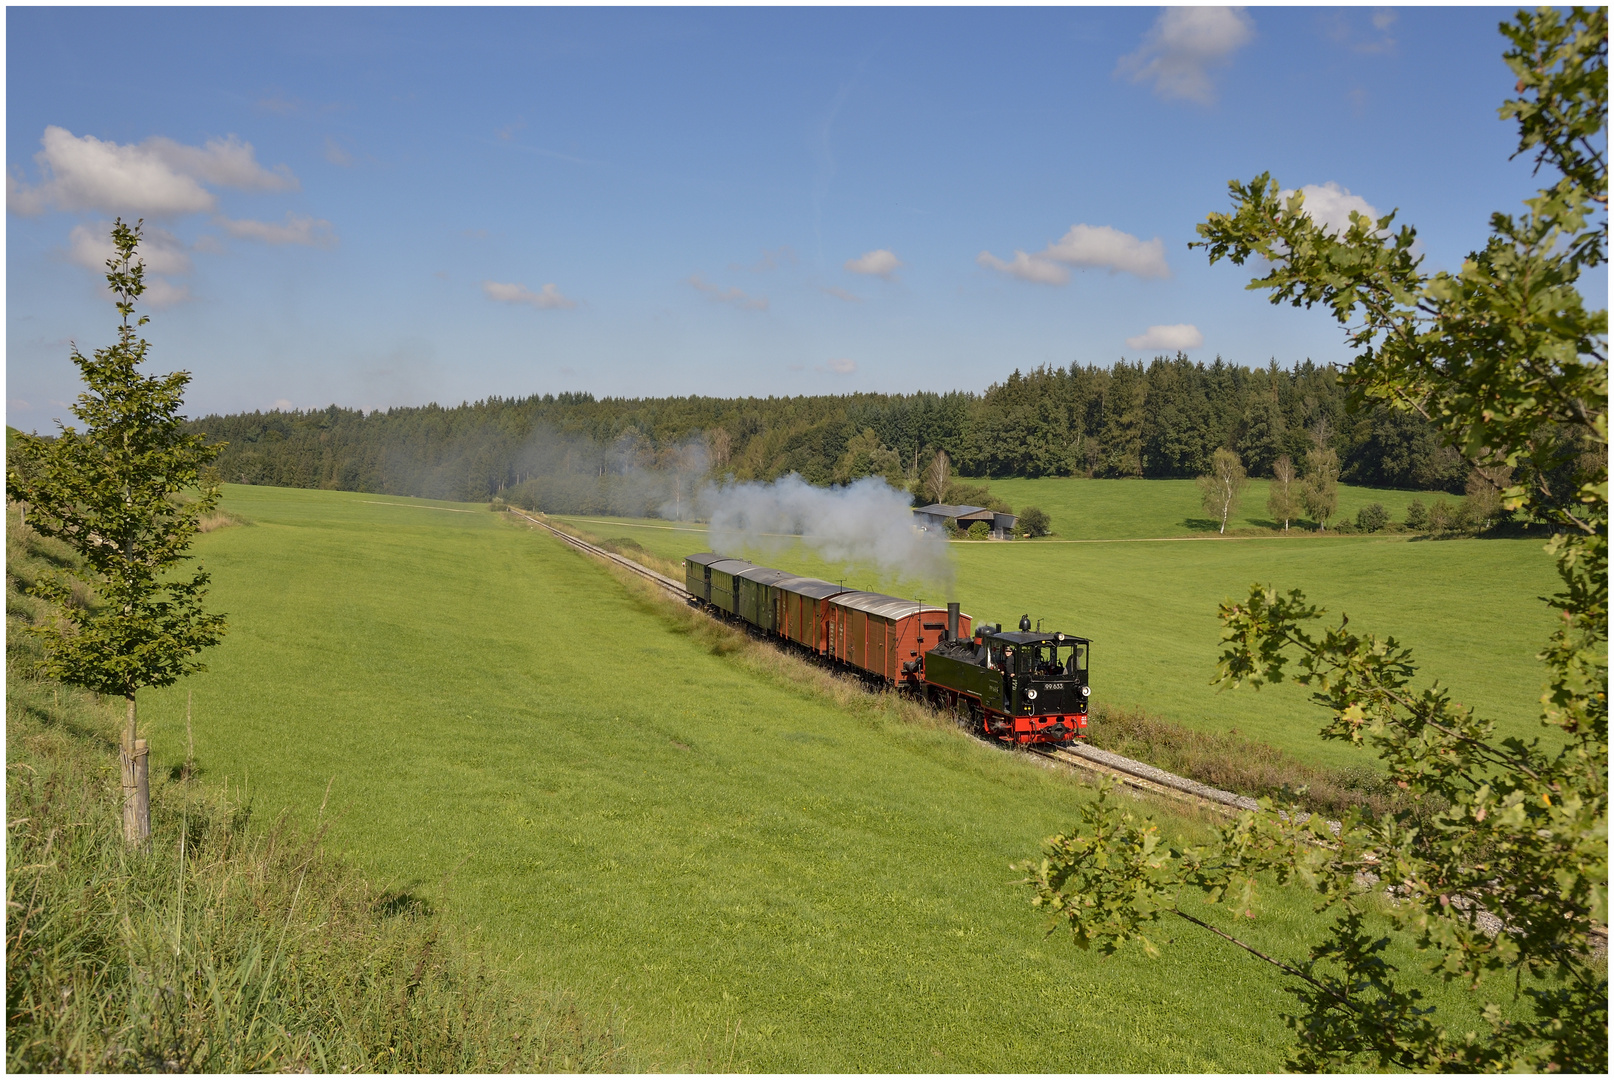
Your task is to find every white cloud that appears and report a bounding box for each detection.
[824,357,857,375]
[1045,224,1170,278]
[976,249,1068,285]
[1116,7,1254,104]
[8,126,296,217]
[844,248,902,279]
[1326,8,1398,55]
[821,286,863,303]
[978,222,1169,285]
[688,273,768,311]
[145,134,296,191]
[1281,181,1383,236]
[217,212,337,247]
[1125,324,1204,351]
[481,280,577,310]
[67,222,192,275]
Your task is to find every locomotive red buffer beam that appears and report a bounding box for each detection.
[989,711,1089,744]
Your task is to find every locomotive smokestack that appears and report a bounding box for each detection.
[947,602,959,642]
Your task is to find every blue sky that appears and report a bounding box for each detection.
[5,5,1586,434]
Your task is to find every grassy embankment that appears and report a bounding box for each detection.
[6,503,620,1072]
[547,476,1562,772]
[132,483,1516,1071]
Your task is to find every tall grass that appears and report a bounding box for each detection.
[6,505,623,1072]
[1079,703,1449,823]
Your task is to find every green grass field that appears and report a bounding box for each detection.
[137,484,1508,1070]
[549,478,1562,769]
[981,475,1436,540]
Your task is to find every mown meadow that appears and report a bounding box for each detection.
[550,477,1563,769]
[134,483,1521,1070]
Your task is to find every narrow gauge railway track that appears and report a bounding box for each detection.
[508,507,1266,818]
[508,508,689,597]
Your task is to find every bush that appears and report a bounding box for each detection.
[1334,519,1359,534]
[1427,497,1457,533]
[1018,506,1051,537]
[966,521,989,540]
[1355,503,1389,532]
[1405,498,1428,529]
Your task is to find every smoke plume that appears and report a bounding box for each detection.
[505,424,709,518]
[693,474,953,591]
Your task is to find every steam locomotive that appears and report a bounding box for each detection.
[684,552,1090,745]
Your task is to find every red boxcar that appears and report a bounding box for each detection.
[824,591,972,685]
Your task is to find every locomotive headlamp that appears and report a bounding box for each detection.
[1055,633,1065,642]
[1081,685,1091,697]
[1025,688,1038,700]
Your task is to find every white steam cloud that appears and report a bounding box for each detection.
[694,474,953,591]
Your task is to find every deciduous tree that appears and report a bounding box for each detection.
[1021,9,1606,1070]
[6,220,228,844]
[922,449,950,505]
[1267,453,1299,530]
[1196,447,1248,534]
[1301,446,1340,529]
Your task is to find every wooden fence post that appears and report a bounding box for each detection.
[124,739,151,845]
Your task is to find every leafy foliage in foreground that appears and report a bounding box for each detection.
[6,509,623,1072]
[1023,9,1606,1070]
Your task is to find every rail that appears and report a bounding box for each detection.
[1033,744,1263,817]
[505,508,690,597]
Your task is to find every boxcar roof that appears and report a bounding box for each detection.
[830,591,935,620]
[772,575,847,600]
[735,566,797,586]
[684,552,735,568]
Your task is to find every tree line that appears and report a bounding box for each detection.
[191,354,1480,511]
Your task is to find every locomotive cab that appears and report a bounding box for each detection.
[1002,633,1090,722]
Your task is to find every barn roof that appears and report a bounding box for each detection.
[913,503,994,520]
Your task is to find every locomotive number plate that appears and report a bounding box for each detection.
[1046,683,1066,690]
